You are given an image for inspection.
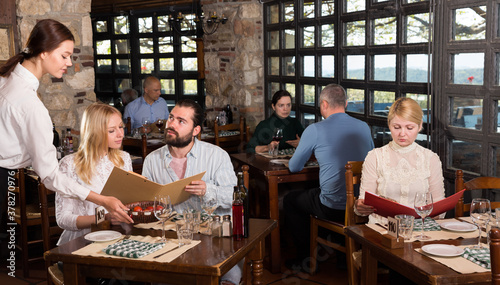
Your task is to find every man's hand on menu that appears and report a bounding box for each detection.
[285,134,301,148]
[355,199,375,216]
[184,180,207,196]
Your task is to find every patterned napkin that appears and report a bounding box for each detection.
[462,247,491,269]
[102,239,164,258]
[414,217,441,231]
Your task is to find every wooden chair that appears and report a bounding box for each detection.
[309,161,367,285]
[13,168,43,278]
[126,117,132,135]
[491,227,500,285]
[38,180,64,285]
[214,116,246,153]
[454,170,500,218]
[122,134,147,173]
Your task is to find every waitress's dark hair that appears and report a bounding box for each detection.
[0,19,75,77]
[271,90,292,106]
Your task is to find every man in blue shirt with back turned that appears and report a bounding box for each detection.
[284,83,374,272]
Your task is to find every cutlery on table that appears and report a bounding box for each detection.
[153,245,184,259]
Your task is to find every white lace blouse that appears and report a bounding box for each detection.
[358,141,445,224]
[55,151,132,245]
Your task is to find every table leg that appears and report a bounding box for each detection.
[248,239,265,285]
[361,246,377,285]
[267,176,281,273]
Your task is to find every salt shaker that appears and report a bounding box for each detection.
[211,215,222,237]
[222,215,232,237]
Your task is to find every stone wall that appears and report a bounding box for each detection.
[201,0,264,130]
[16,0,95,144]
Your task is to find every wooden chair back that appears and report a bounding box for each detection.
[122,134,148,173]
[38,180,64,285]
[491,227,500,285]
[455,170,500,218]
[126,117,132,135]
[213,116,246,153]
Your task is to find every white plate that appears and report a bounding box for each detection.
[84,230,122,242]
[421,244,464,257]
[270,159,289,164]
[440,221,477,232]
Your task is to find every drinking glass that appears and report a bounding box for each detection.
[175,219,194,246]
[155,118,164,133]
[269,128,283,157]
[470,198,491,249]
[413,191,433,240]
[201,197,217,235]
[154,195,172,243]
[141,117,151,136]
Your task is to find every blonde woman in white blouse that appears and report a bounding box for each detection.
[56,103,132,245]
[354,97,445,225]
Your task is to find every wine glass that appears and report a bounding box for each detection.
[470,198,491,249]
[155,118,165,133]
[201,197,217,235]
[413,191,433,240]
[141,117,151,136]
[269,128,283,156]
[154,195,172,243]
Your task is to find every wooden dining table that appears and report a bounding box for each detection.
[44,218,277,285]
[345,224,491,285]
[230,152,319,273]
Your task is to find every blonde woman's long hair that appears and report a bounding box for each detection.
[73,103,124,184]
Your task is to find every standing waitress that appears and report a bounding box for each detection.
[0,19,132,223]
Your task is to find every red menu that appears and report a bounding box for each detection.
[364,189,466,218]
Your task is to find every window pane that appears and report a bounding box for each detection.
[269,82,281,99]
[374,17,396,45]
[181,14,196,31]
[161,79,175,94]
[182,58,197,71]
[406,93,431,123]
[346,55,365,80]
[321,24,335,47]
[452,53,484,85]
[96,79,112,92]
[115,39,129,54]
[114,16,129,34]
[406,54,430,83]
[406,13,430,44]
[285,83,296,100]
[451,139,481,174]
[497,101,500,133]
[451,97,483,130]
[453,6,486,41]
[372,126,391,148]
[303,26,315,48]
[406,0,426,3]
[95,21,107,33]
[269,31,279,50]
[321,0,335,17]
[181,36,196,53]
[321,55,334,78]
[346,88,365,113]
[96,59,111,73]
[284,29,295,49]
[138,17,153,33]
[116,78,131,92]
[284,56,295,76]
[141,58,154,74]
[496,53,500,85]
[302,112,316,127]
[285,2,295,22]
[269,57,279,75]
[159,37,173,53]
[346,21,365,46]
[269,4,279,24]
[115,59,130,73]
[159,58,174,71]
[303,1,315,19]
[158,16,171,32]
[183,80,197,95]
[302,84,315,106]
[346,0,365,13]
[372,91,395,116]
[494,145,500,176]
[373,54,396,81]
[303,56,315,77]
[96,40,111,55]
[140,38,154,54]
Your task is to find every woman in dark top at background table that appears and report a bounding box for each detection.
[246,90,304,153]
[0,19,132,224]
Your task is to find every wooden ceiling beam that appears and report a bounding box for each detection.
[92,0,196,14]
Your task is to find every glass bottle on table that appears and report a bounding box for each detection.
[237,172,250,238]
[232,186,244,241]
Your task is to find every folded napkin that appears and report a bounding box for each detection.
[102,239,164,258]
[462,247,491,269]
[414,217,441,231]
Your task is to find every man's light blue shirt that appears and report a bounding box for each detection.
[142,139,236,216]
[123,96,170,129]
[289,113,374,210]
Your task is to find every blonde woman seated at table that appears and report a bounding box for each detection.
[246,90,304,153]
[56,103,132,245]
[354,97,445,224]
